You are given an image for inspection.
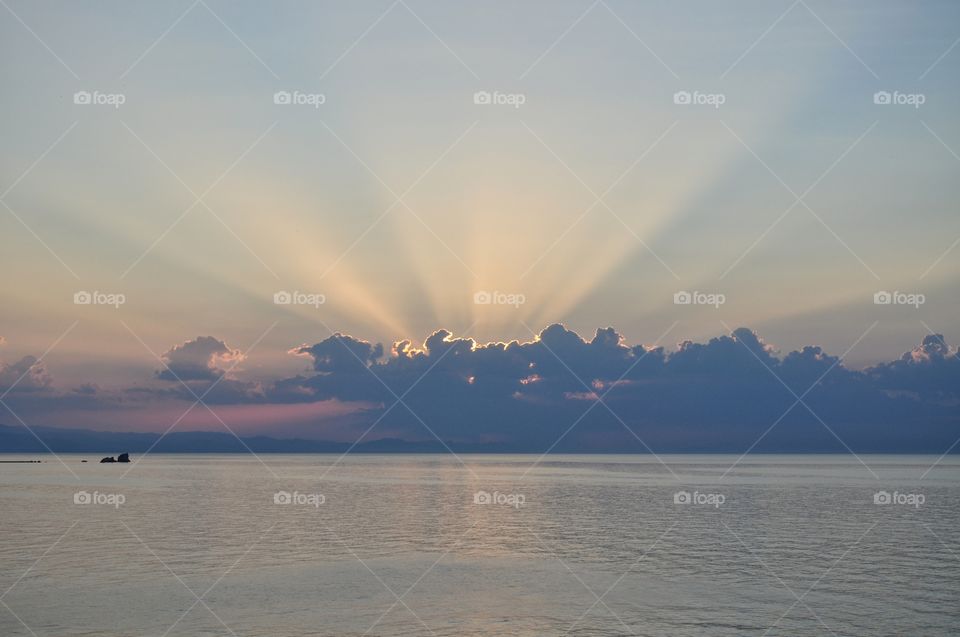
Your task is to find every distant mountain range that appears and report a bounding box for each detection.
[0,423,511,454]
[2,422,957,455]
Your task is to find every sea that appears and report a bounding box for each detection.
[0,453,957,636]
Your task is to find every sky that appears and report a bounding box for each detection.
[1,1,958,449]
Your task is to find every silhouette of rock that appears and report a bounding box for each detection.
[117,453,130,463]
[100,456,115,463]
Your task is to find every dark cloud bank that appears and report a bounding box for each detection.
[4,326,959,453]
[266,325,958,452]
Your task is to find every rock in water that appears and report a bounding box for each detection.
[99,453,130,463]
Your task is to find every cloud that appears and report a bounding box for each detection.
[3,327,957,452]
[291,334,384,373]
[0,338,52,394]
[0,355,53,393]
[157,336,244,382]
[266,325,960,451]
[866,334,960,401]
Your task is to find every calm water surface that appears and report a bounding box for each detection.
[1,454,958,636]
